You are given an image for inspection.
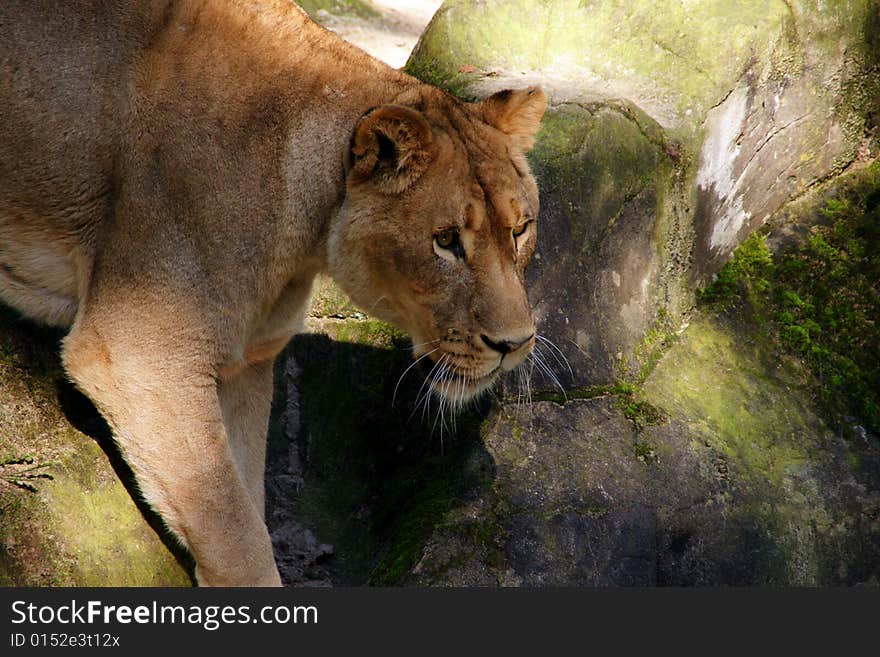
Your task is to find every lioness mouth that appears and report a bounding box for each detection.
[415,354,499,402]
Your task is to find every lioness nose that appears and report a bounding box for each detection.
[481,333,534,355]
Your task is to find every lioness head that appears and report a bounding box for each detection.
[328,86,547,404]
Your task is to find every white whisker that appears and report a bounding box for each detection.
[524,357,533,409]
[536,334,574,378]
[365,294,387,315]
[532,345,567,398]
[393,347,439,406]
[411,353,446,423]
[430,357,454,442]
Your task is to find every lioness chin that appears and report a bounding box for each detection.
[0,0,546,586]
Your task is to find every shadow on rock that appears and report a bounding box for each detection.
[267,332,497,586]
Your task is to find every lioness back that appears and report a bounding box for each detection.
[0,0,411,328]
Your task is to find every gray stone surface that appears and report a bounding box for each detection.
[398,314,880,586]
[522,101,688,384]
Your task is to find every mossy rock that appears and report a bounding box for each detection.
[641,312,880,584]
[402,0,880,386]
[410,0,784,128]
[269,5,880,585]
[345,165,880,586]
[409,0,880,282]
[280,277,879,585]
[0,307,190,586]
[699,159,880,435]
[389,310,880,586]
[409,0,877,136]
[520,99,689,385]
[307,274,363,320]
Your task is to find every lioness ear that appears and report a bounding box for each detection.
[349,105,434,194]
[481,87,547,152]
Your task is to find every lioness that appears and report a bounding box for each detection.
[0,0,546,586]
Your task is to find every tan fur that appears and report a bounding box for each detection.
[0,0,546,586]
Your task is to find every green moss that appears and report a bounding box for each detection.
[307,274,362,319]
[44,470,189,586]
[365,427,494,585]
[643,314,819,489]
[527,381,636,405]
[632,310,681,383]
[621,399,668,430]
[367,477,457,585]
[333,319,409,349]
[696,232,774,307]
[697,162,880,432]
[403,57,477,101]
[510,417,525,441]
[633,441,657,463]
[0,429,189,586]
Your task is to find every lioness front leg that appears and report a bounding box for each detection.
[218,360,275,520]
[62,306,281,587]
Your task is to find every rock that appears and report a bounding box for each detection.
[641,314,880,584]
[273,233,880,585]
[410,0,878,155]
[407,0,880,382]
[266,351,334,586]
[0,307,189,586]
[267,314,488,586]
[523,100,689,384]
[396,312,880,586]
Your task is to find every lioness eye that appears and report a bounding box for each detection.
[435,229,458,249]
[513,221,531,238]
